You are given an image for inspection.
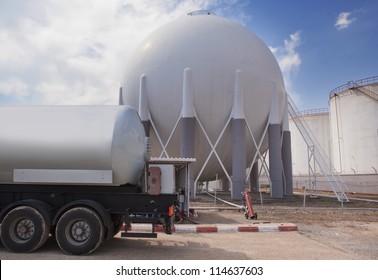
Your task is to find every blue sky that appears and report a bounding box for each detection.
[244,0,378,109]
[0,0,377,110]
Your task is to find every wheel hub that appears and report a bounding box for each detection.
[71,221,90,242]
[16,219,35,240]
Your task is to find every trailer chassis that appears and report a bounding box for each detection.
[0,184,176,255]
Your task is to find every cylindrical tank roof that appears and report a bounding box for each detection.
[329,76,378,101]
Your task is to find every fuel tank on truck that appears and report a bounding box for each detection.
[0,105,148,186]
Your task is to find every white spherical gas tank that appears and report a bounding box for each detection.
[122,13,286,180]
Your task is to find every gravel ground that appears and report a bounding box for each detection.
[188,192,378,259]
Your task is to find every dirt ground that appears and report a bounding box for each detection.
[187,191,378,259]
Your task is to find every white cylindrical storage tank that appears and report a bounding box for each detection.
[0,105,147,185]
[121,12,286,181]
[329,79,378,174]
[289,109,331,175]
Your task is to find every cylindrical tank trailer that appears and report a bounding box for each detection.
[0,105,180,255]
[0,105,148,186]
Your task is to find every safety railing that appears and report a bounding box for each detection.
[329,75,378,99]
[295,108,329,117]
[287,94,349,202]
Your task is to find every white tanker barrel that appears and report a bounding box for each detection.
[0,105,147,186]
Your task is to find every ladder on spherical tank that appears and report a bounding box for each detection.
[287,94,349,202]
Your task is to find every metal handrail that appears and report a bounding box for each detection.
[329,75,378,99]
[293,108,329,117]
[287,94,349,202]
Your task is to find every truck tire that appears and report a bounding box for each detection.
[55,207,104,255]
[1,206,49,253]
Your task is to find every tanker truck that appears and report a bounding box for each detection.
[0,105,190,255]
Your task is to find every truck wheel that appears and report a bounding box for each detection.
[1,206,49,253]
[55,207,104,255]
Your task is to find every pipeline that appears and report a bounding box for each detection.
[204,191,244,209]
[347,197,378,203]
[294,191,378,203]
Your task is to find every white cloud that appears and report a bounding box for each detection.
[208,0,252,25]
[0,0,260,105]
[335,12,356,30]
[270,31,302,104]
[0,0,214,105]
[0,76,29,100]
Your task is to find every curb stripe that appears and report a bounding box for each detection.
[237,226,259,232]
[278,225,299,231]
[196,226,218,233]
[217,225,239,233]
[176,225,196,233]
